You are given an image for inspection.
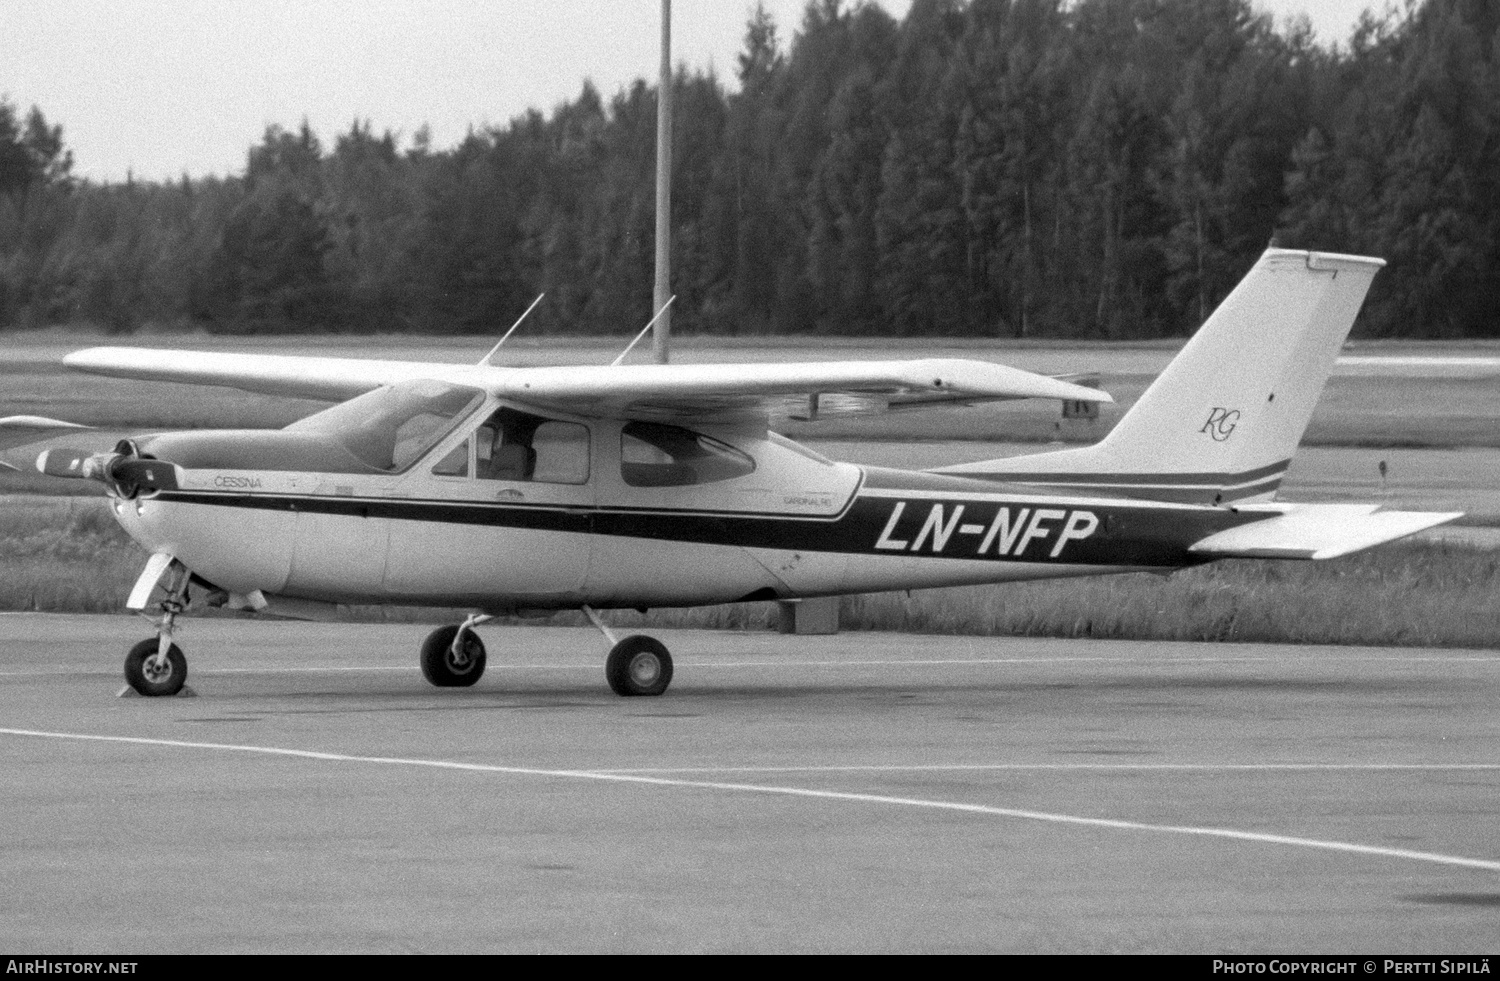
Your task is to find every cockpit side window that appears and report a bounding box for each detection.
[620,422,756,487]
[288,380,485,473]
[476,408,589,485]
[431,439,470,477]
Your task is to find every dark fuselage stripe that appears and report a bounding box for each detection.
[152,490,1268,568]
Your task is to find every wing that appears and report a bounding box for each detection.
[1189,504,1462,560]
[62,347,467,401]
[496,359,1111,422]
[63,348,1111,422]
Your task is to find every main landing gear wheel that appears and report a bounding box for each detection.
[124,638,187,697]
[420,625,487,687]
[605,635,673,697]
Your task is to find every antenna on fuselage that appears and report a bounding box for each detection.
[612,296,676,367]
[477,293,546,366]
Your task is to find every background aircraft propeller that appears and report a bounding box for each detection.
[0,416,96,472]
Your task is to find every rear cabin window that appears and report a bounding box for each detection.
[620,422,756,488]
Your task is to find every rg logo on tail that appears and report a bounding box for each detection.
[1201,407,1240,442]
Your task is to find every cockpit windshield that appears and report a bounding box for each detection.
[288,380,486,473]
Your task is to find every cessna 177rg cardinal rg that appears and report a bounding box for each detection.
[0,248,1460,699]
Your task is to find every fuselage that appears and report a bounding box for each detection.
[108,389,1270,612]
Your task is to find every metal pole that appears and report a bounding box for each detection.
[652,0,673,365]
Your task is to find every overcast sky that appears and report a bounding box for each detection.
[1,0,1385,184]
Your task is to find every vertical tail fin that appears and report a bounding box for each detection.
[937,249,1385,504]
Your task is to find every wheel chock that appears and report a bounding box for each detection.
[116,684,198,698]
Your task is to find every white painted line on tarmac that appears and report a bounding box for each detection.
[3,651,1498,679]
[4,726,1498,875]
[673,655,1500,666]
[599,762,1500,774]
[1339,356,1500,367]
[0,664,582,677]
[198,665,416,674]
[0,665,415,677]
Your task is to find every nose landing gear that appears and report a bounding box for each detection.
[124,555,192,697]
[124,638,187,697]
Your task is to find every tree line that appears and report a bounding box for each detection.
[2,0,1497,340]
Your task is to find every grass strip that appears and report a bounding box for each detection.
[3,496,1496,649]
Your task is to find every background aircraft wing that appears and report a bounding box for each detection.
[497,359,1112,422]
[1188,504,1462,560]
[0,416,95,467]
[63,347,460,401]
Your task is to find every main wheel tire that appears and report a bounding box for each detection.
[124,638,187,697]
[420,625,487,687]
[605,635,673,697]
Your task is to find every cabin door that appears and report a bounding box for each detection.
[383,408,594,603]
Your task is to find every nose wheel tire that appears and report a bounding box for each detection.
[420,625,487,687]
[605,635,673,697]
[124,639,187,697]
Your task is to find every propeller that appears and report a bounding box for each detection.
[36,439,179,497]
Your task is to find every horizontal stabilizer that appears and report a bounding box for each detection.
[1189,505,1462,561]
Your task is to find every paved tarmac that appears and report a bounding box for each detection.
[1,615,1497,954]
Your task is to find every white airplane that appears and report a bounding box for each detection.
[0,248,1460,699]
